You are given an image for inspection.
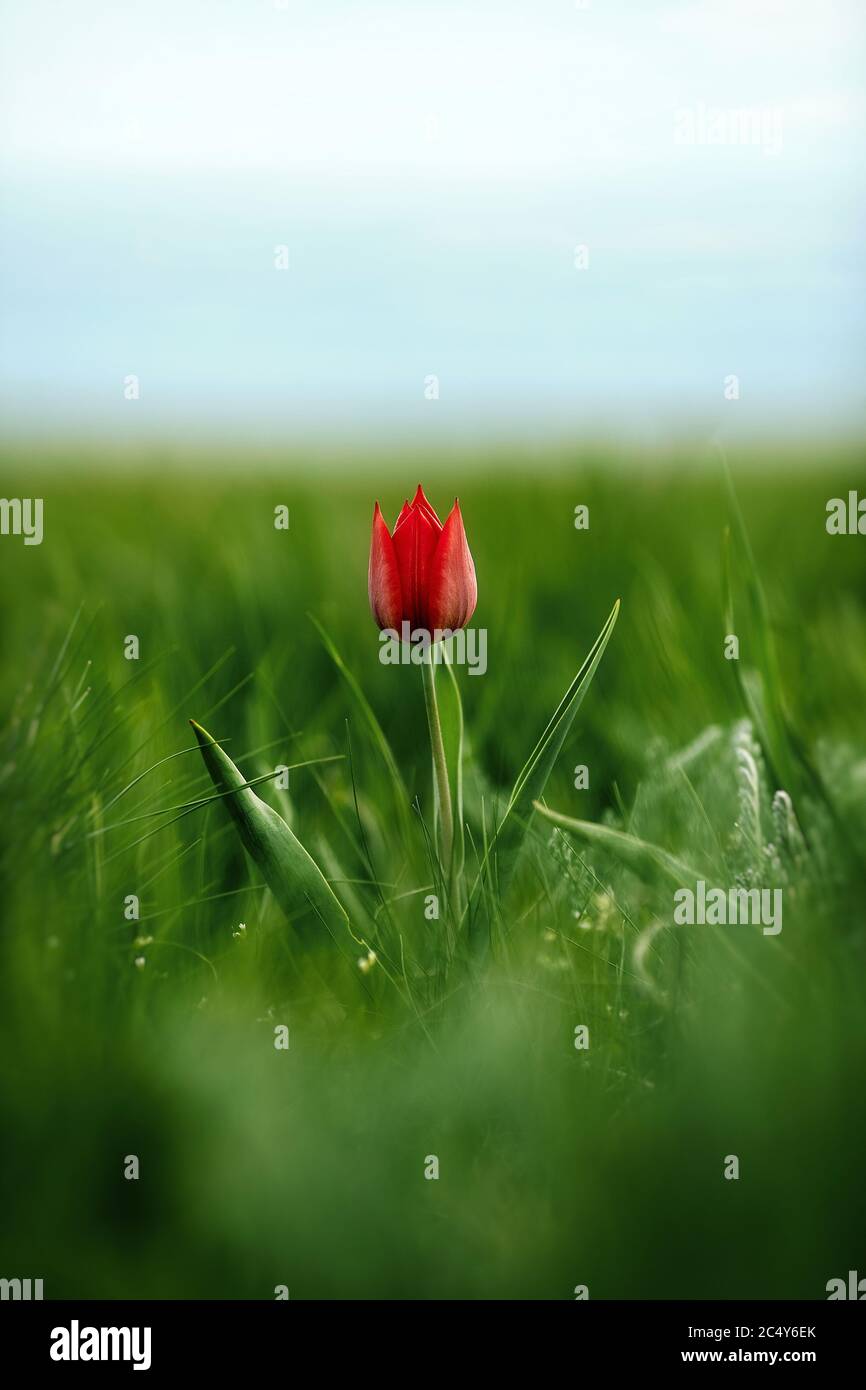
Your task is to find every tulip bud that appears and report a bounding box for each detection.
[368,484,477,634]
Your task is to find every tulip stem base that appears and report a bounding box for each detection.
[421,651,454,881]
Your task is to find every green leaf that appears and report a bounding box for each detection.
[532,802,705,887]
[190,719,349,940]
[308,615,412,840]
[495,598,620,890]
[721,457,862,870]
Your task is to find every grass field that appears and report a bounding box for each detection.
[1,444,865,1299]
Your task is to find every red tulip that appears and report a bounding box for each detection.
[368,484,477,633]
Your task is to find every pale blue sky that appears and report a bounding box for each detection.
[1,0,864,445]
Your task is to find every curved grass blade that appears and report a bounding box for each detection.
[308,614,412,840]
[190,719,349,941]
[720,454,862,869]
[532,802,706,887]
[495,598,620,891]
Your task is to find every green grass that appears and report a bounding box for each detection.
[1,444,865,1298]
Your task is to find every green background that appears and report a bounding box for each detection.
[1,445,864,1299]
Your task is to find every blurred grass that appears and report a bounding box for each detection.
[1,443,865,1299]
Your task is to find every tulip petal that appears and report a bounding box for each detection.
[392,501,440,629]
[393,499,412,531]
[368,501,403,630]
[411,483,443,532]
[426,499,477,632]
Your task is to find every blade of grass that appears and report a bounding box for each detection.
[309,614,412,841]
[190,719,349,941]
[493,598,620,894]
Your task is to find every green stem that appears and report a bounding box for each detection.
[421,650,454,875]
